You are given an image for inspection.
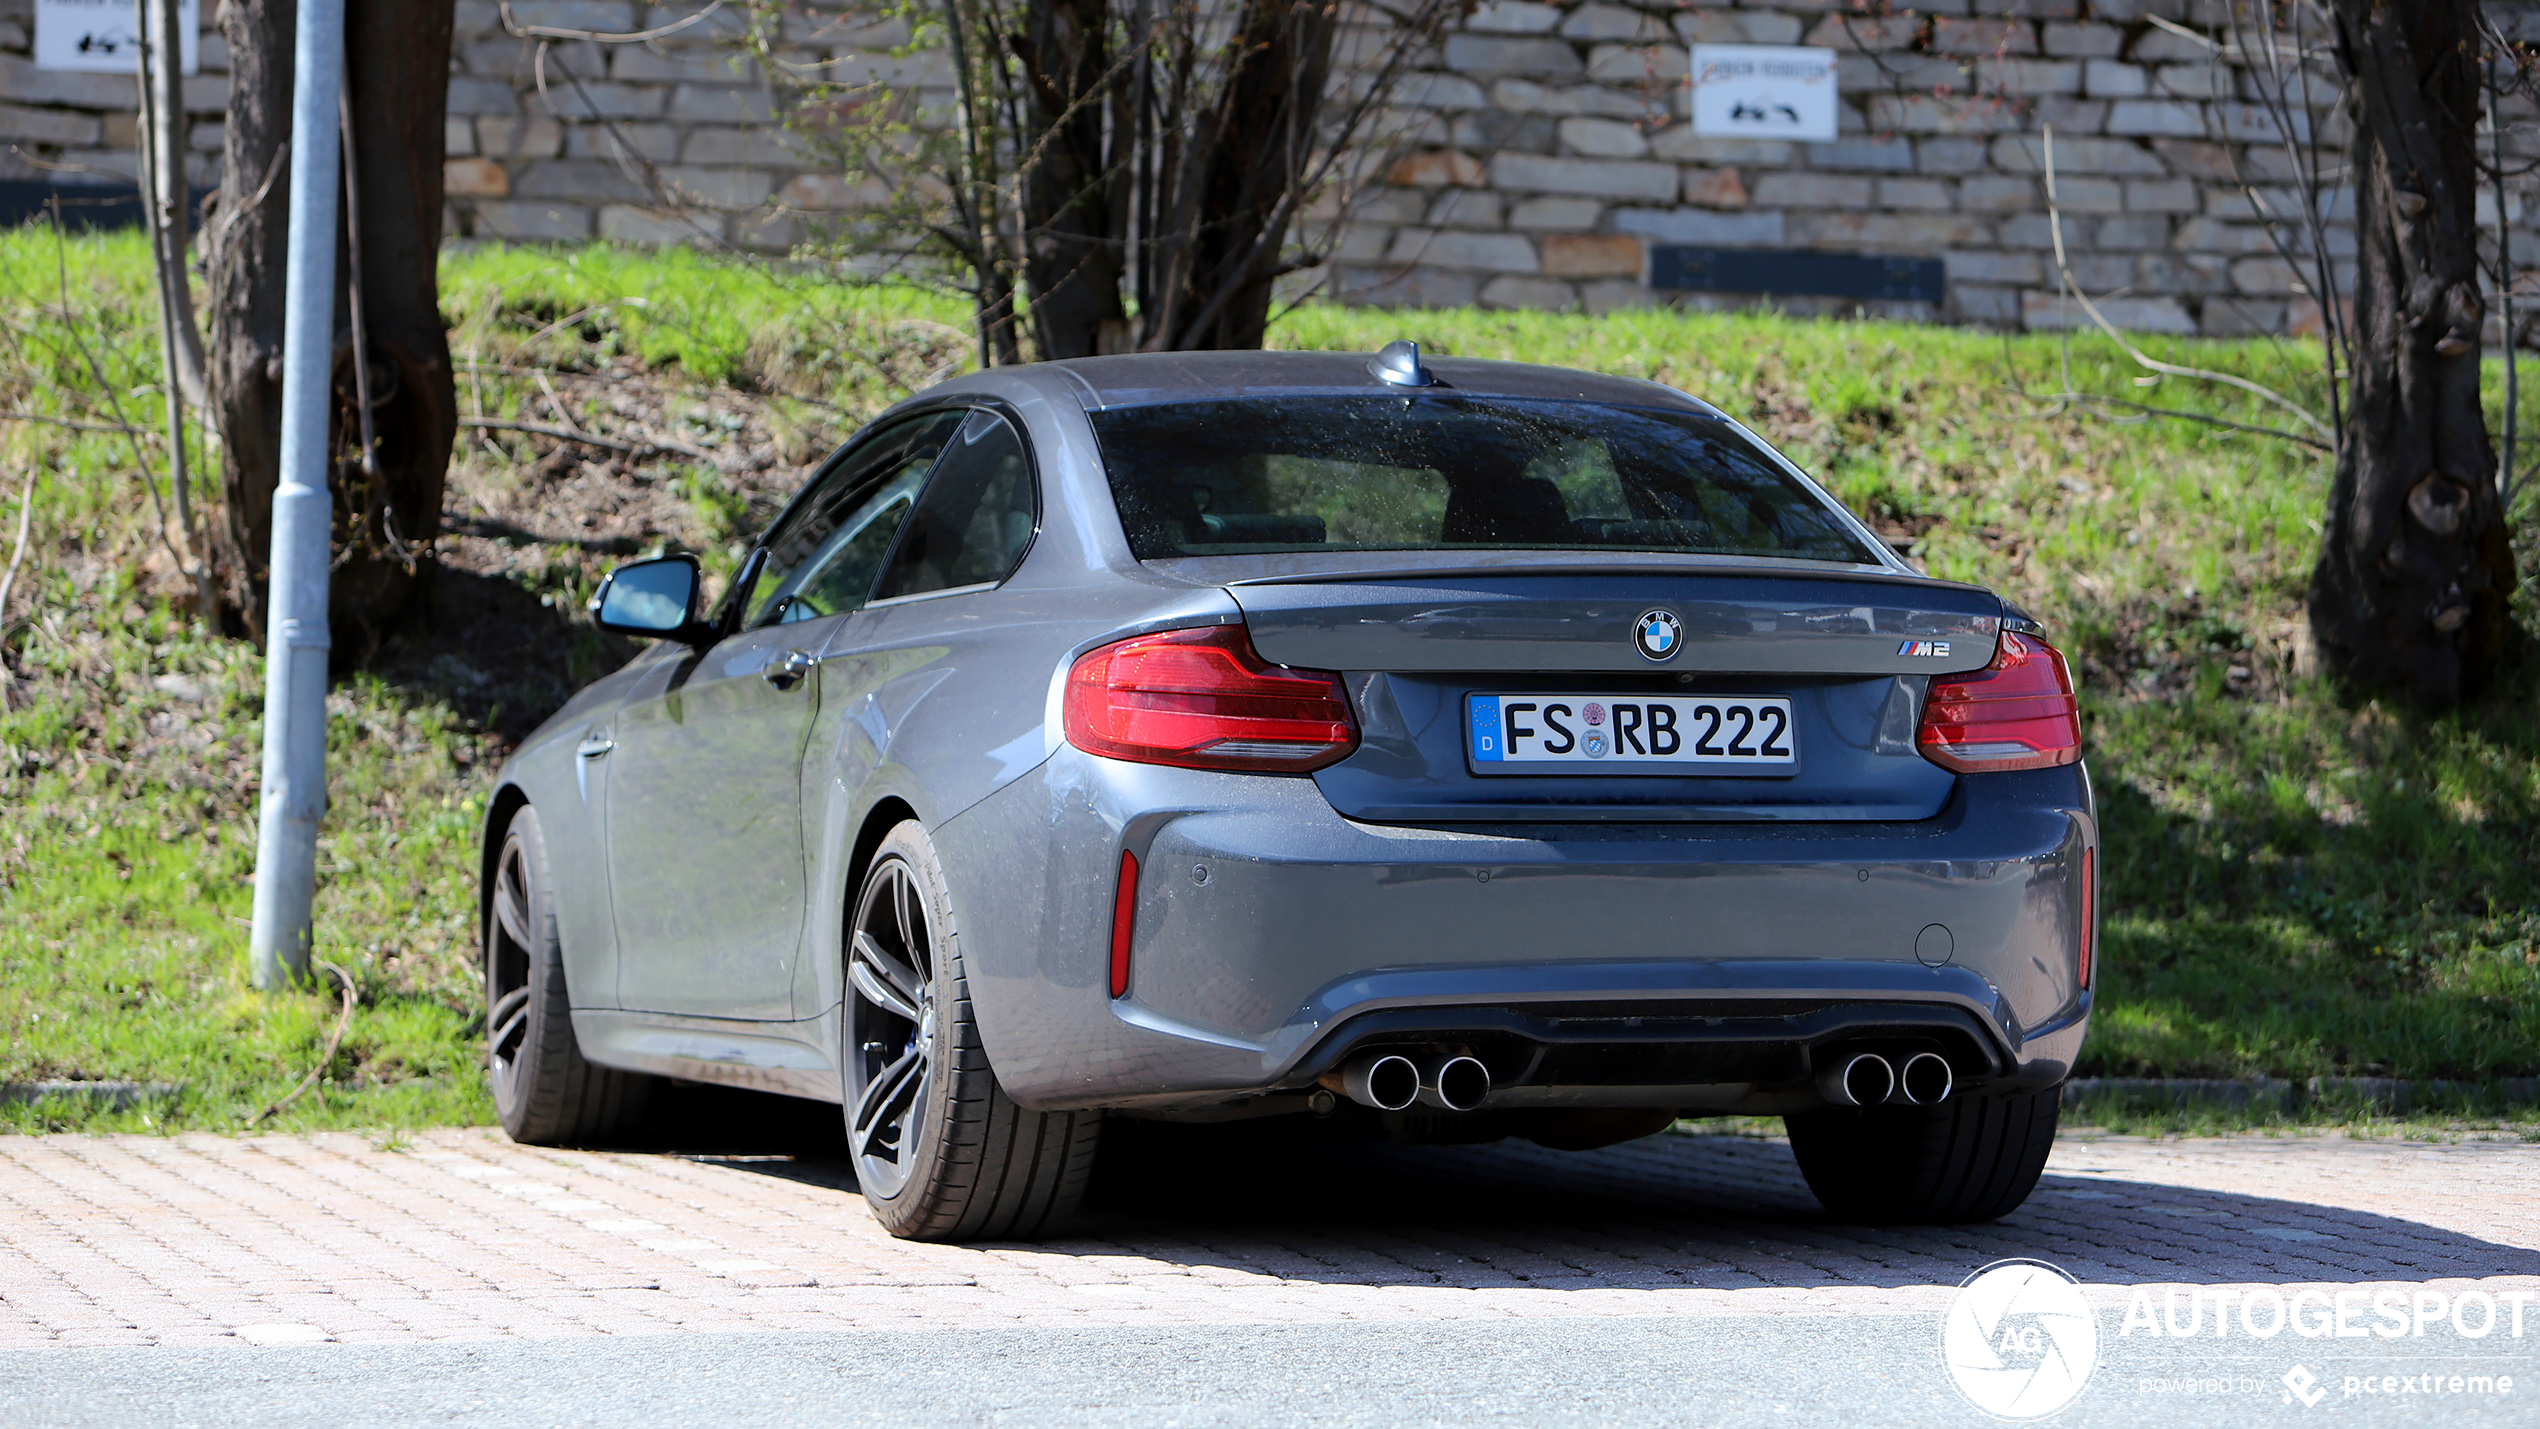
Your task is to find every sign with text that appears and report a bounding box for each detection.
[34,0,201,74]
[1689,45,1837,143]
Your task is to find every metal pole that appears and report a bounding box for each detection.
[248,0,345,991]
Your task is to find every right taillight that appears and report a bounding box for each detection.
[1917,630,2082,774]
[1064,624,1358,772]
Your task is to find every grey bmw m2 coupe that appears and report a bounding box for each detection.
[481,343,2095,1241]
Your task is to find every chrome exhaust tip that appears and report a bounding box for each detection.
[1896,1052,1955,1106]
[1818,1052,1894,1108]
[1339,1053,1420,1112]
[1416,1054,1491,1112]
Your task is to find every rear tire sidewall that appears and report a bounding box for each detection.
[848,824,961,1235]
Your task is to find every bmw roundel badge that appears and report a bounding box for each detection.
[1634,609,1682,662]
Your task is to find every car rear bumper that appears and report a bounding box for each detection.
[937,749,2094,1113]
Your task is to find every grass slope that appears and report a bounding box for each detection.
[2,231,2535,1137]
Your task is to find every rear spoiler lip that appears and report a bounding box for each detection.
[1209,558,1998,602]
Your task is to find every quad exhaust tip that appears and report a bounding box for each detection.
[1819,1052,1894,1108]
[1333,1052,1491,1112]
[1896,1051,1954,1106]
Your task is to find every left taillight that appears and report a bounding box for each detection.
[1064,624,1358,773]
[1917,630,2082,774]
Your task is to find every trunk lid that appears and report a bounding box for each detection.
[1227,568,2001,823]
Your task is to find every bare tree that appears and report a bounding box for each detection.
[207,0,458,651]
[2310,0,2517,704]
[753,0,1465,364]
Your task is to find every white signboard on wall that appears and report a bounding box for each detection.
[1689,45,1837,143]
[34,0,201,74]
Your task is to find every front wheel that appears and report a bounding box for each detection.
[486,803,654,1144]
[843,821,1100,1241]
[1784,1085,2060,1225]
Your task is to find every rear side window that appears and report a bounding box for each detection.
[1088,396,1876,564]
[747,411,962,626]
[875,408,1038,600]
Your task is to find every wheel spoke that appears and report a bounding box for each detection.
[493,858,534,950]
[488,987,531,1060]
[849,933,922,1023]
[890,866,919,972]
[852,1045,926,1155]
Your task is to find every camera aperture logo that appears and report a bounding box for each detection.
[1942,1259,2102,1419]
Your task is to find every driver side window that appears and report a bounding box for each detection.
[744,411,962,628]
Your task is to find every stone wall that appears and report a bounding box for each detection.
[11,0,2540,336]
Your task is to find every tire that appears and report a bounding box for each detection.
[1784,1085,2061,1225]
[486,804,654,1144]
[844,821,1101,1241]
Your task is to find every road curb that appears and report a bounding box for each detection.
[2063,1076,2540,1114]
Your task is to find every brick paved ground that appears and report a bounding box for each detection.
[2,1125,2535,1349]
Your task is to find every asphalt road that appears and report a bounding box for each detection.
[3,1315,2534,1428]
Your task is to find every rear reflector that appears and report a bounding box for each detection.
[2077,846,2096,989]
[1065,624,1357,773]
[1917,630,2082,774]
[1109,850,1138,999]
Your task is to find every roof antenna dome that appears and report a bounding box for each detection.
[1368,340,1434,387]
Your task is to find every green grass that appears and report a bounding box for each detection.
[4,229,2538,1135]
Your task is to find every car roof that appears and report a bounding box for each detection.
[951,349,1721,414]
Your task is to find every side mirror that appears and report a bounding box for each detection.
[591,555,709,643]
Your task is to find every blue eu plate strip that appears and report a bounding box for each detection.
[1468,696,1504,761]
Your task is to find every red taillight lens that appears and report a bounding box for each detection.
[1917,630,2082,774]
[1065,625,1357,772]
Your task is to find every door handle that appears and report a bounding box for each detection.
[576,735,615,759]
[764,649,818,691]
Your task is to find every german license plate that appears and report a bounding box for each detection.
[1467,693,1797,773]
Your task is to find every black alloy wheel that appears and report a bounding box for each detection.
[484,804,652,1144]
[845,851,938,1199]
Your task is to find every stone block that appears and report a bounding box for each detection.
[2126,179,2199,214]
[1386,227,1540,272]
[1996,213,2060,249]
[611,46,755,85]
[2094,214,2169,249]
[179,74,228,116]
[1929,17,2039,55]
[1481,274,1580,309]
[1338,266,1482,310]
[2043,21,2124,58]
[1561,4,1662,41]
[1393,74,1489,110]
[681,128,804,167]
[2230,256,2303,295]
[191,120,225,153]
[1486,79,1649,120]
[2151,63,2232,99]
[732,212,801,253]
[1960,175,2037,211]
[1951,283,2023,324]
[1508,196,1604,230]
[597,204,720,245]
[1943,250,2046,285]
[1445,34,1582,77]
[1682,167,1748,208]
[506,0,638,32]
[1750,172,1873,209]
[473,199,593,241]
[513,159,649,203]
[1611,207,1786,245]
[1915,137,1991,175]
[1586,43,1688,84]
[662,84,772,123]
[659,165,773,209]
[1978,59,2081,95]
[445,116,477,157]
[1879,178,1954,211]
[1540,233,1644,278]
[2022,290,2195,332]
[2201,298,2287,336]
[1972,0,2081,16]
[1324,223,1395,265]
[1867,94,2030,135]
[1467,0,1563,34]
[454,0,504,38]
[2053,176,2124,213]
[2106,99,2207,137]
[1792,211,1993,248]
[1387,149,1487,187]
[1491,152,1680,201]
[450,79,525,118]
[2150,138,2233,180]
[1346,188,1431,225]
[530,81,668,120]
[1990,133,2167,176]
[0,104,100,146]
[1804,15,1920,52]
[1808,137,1915,172]
[1580,278,1659,315]
[477,116,564,158]
[2214,102,2309,144]
[1426,188,1506,228]
[1649,128,1793,165]
[2084,60,2146,97]
[2128,26,2212,63]
[1678,9,1803,44]
[1561,116,1650,158]
[2171,216,2277,255]
[0,56,143,107]
[569,124,679,161]
[443,157,511,198]
[776,173,892,210]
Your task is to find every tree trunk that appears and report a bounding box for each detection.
[208,0,456,655]
[1017,0,1129,360]
[2312,0,2516,704]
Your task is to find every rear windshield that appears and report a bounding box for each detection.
[1088,395,1877,564]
